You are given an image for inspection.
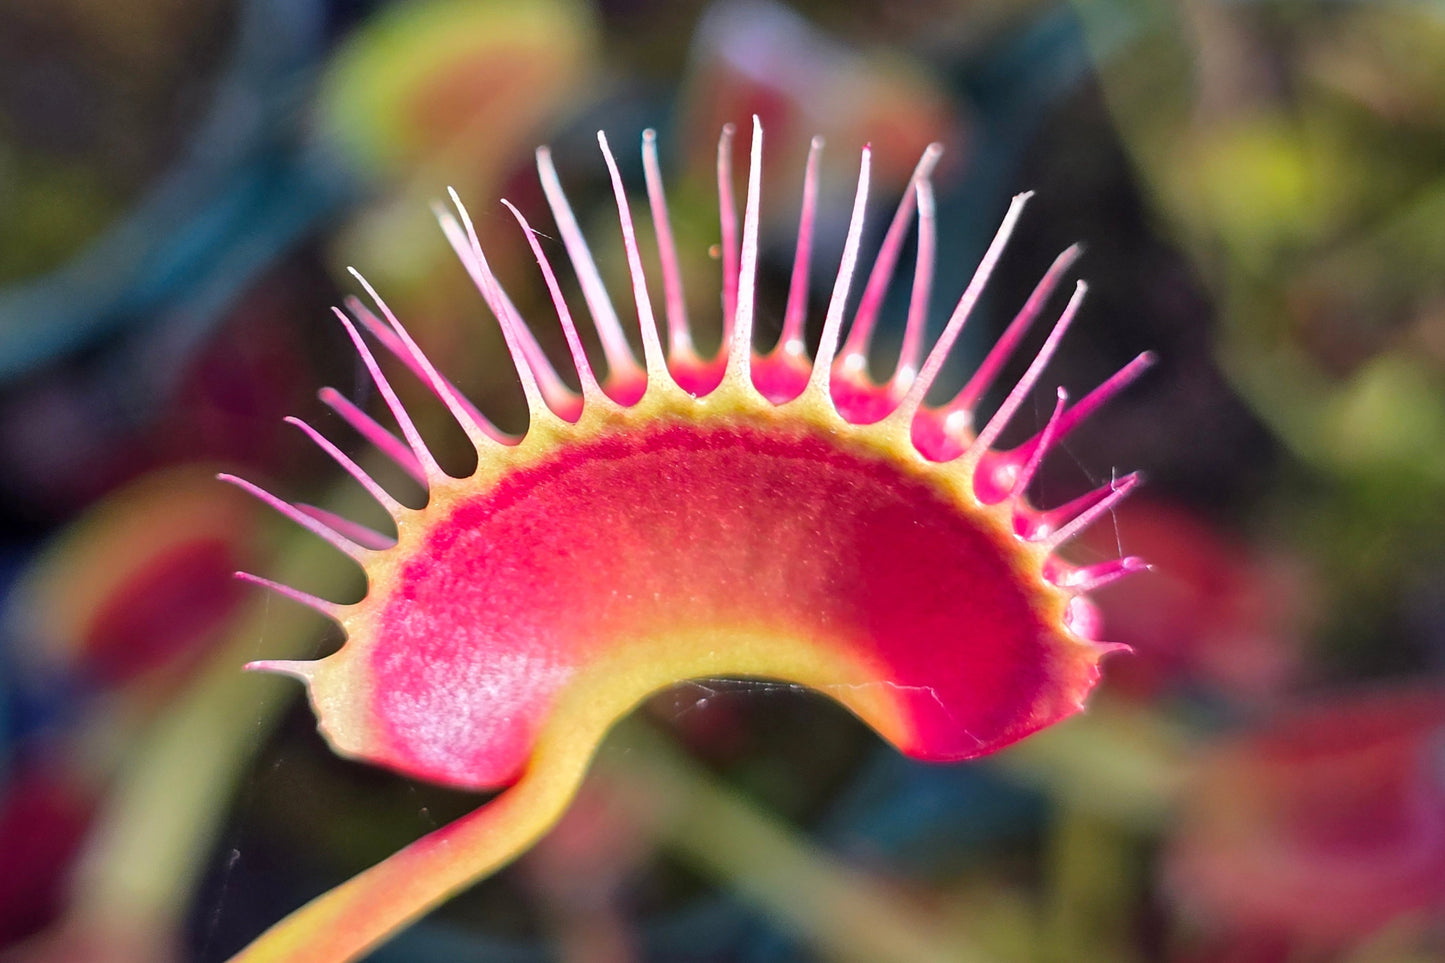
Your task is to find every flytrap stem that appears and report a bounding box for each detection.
[227,731,598,963]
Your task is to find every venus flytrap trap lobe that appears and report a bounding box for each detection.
[221,117,1151,962]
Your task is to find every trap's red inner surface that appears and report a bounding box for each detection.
[365,419,1091,788]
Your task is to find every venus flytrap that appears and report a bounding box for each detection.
[223,117,1150,962]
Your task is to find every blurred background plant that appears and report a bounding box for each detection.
[0,0,1441,960]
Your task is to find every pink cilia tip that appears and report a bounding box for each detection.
[222,116,1151,962]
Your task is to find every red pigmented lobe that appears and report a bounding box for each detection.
[369,420,1088,789]
[218,122,1148,963]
